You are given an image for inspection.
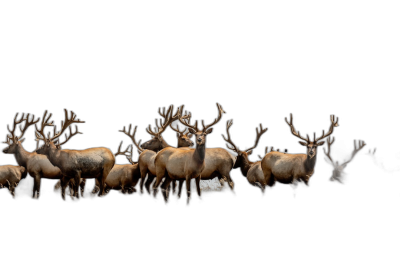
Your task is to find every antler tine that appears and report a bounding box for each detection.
[245,123,268,152]
[265,147,268,154]
[221,119,240,153]
[119,125,144,153]
[17,113,40,140]
[285,113,309,142]
[179,112,198,131]
[7,113,26,141]
[3,136,12,145]
[315,115,339,142]
[342,139,366,166]
[35,110,54,142]
[201,103,226,131]
[169,123,185,135]
[58,125,82,146]
[323,136,335,165]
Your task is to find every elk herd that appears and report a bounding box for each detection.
[0,104,370,203]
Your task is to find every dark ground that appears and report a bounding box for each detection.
[0,9,400,250]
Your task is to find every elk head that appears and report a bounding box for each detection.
[179,103,225,147]
[222,120,268,173]
[141,105,187,151]
[285,113,339,159]
[324,137,366,182]
[170,114,194,147]
[35,109,85,156]
[3,113,40,154]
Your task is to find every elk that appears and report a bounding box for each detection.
[121,105,192,194]
[153,103,226,203]
[35,109,115,199]
[0,165,27,197]
[323,137,366,183]
[91,142,140,194]
[2,113,65,199]
[222,120,269,192]
[261,113,339,186]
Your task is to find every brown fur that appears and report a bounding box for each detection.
[0,165,27,197]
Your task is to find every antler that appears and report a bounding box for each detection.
[57,126,82,146]
[178,103,226,132]
[221,120,240,152]
[284,113,339,142]
[51,109,85,142]
[114,141,135,164]
[342,140,366,166]
[2,112,40,145]
[146,105,180,137]
[119,124,144,153]
[169,109,191,136]
[368,148,376,155]
[245,124,268,152]
[323,136,336,166]
[35,110,54,142]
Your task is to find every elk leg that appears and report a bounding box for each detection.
[172,180,177,194]
[32,174,42,199]
[145,175,155,194]
[177,180,184,198]
[139,164,148,193]
[73,172,81,198]
[80,178,86,197]
[224,174,234,190]
[161,176,172,203]
[60,176,70,200]
[195,176,201,197]
[54,180,61,190]
[9,182,16,197]
[92,179,100,194]
[152,175,164,198]
[98,174,107,197]
[186,176,191,204]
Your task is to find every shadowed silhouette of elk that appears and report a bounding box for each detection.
[323,137,366,183]
[35,109,115,199]
[2,113,65,199]
[261,113,339,186]
[222,120,268,192]
[153,103,226,203]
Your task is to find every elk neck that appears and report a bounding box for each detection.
[192,143,206,164]
[14,145,32,168]
[303,151,317,174]
[236,154,253,177]
[47,147,63,167]
[159,139,171,151]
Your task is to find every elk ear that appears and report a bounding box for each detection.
[188,128,196,134]
[299,141,307,146]
[19,138,25,143]
[205,128,213,134]
[316,141,325,146]
[187,133,193,138]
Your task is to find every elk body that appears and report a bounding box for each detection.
[261,114,339,186]
[123,105,193,194]
[223,120,269,192]
[0,165,27,197]
[2,113,64,198]
[153,103,225,202]
[35,110,115,199]
[323,137,366,183]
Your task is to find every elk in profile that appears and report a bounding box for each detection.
[0,165,27,197]
[92,142,140,194]
[323,137,366,183]
[261,113,339,186]
[153,103,226,203]
[222,120,269,192]
[2,113,64,199]
[121,105,191,194]
[35,109,115,199]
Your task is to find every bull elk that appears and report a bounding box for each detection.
[223,120,269,192]
[323,137,366,183]
[261,113,339,186]
[0,165,27,197]
[35,109,115,199]
[2,113,64,199]
[121,105,192,194]
[153,103,226,203]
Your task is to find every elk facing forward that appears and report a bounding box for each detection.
[261,114,339,186]
[153,103,225,203]
[35,110,115,199]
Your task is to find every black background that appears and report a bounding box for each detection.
[0,7,400,251]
